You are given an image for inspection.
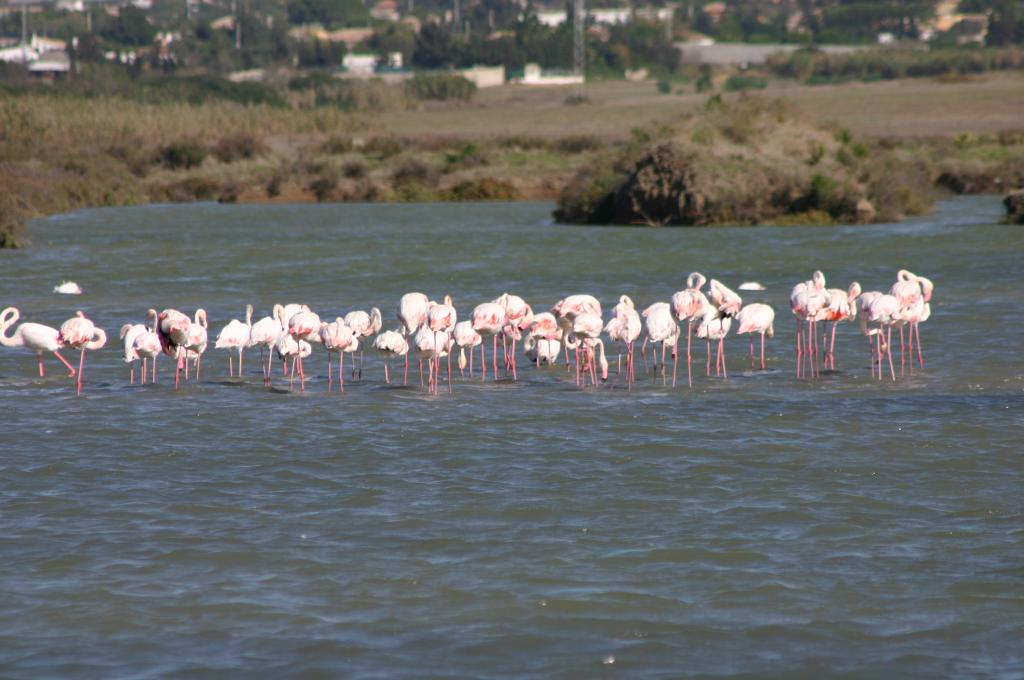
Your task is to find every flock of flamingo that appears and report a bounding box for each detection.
[0,269,933,396]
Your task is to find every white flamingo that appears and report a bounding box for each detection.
[215,303,253,377]
[0,306,77,378]
[373,329,409,385]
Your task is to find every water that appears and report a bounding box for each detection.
[1,197,1022,678]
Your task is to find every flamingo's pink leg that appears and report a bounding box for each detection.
[76,349,85,396]
[885,326,896,381]
[720,337,727,379]
[899,326,906,376]
[492,335,498,380]
[384,359,391,385]
[38,354,45,378]
[481,341,486,381]
[760,332,766,370]
[915,323,924,367]
[340,351,345,393]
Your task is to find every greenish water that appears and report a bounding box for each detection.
[1,197,1022,677]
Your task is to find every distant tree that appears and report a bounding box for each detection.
[413,23,454,68]
[102,6,156,46]
[987,0,1023,45]
[287,0,370,27]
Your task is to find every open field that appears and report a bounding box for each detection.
[378,72,1024,140]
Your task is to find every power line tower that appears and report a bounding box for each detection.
[572,0,585,101]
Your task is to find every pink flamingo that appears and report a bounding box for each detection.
[344,307,382,379]
[890,270,934,369]
[790,271,829,378]
[120,309,160,384]
[821,282,861,370]
[59,311,107,395]
[570,312,606,387]
[373,330,409,384]
[414,325,451,395]
[157,308,191,388]
[551,294,601,369]
[734,303,774,370]
[524,333,561,366]
[249,307,283,385]
[214,304,253,377]
[671,272,710,387]
[320,318,357,392]
[428,295,457,383]
[453,320,482,377]
[275,333,311,388]
[397,292,429,381]
[695,301,732,379]
[472,301,507,380]
[287,307,320,388]
[641,301,680,386]
[494,293,533,375]
[0,306,77,378]
[523,312,562,367]
[709,278,743,316]
[864,294,902,381]
[604,295,642,390]
[182,309,208,381]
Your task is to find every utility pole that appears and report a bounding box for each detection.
[21,4,28,62]
[573,0,584,100]
[233,0,241,50]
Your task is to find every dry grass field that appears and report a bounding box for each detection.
[378,72,1024,141]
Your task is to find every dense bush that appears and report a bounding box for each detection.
[440,178,519,201]
[723,75,769,92]
[159,140,207,169]
[213,132,267,163]
[404,74,476,102]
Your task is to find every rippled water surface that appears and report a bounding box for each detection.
[2,197,1022,678]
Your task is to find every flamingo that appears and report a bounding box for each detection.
[249,307,284,385]
[214,303,253,377]
[523,312,562,367]
[453,320,482,377]
[414,325,452,394]
[183,309,208,381]
[864,294,902,381]
[0,306,77,378]
[570,312,606,386]
[120,309,160,384]
[344,306,382,379]
[59,311,107,395]
[604,295,642,390]
[790,271,829,378]
[708,278,743,316]
[821,282,861,370]
[321,318,358,391]
[157,308,191,388]
[373,330,409,385]
[397,292,429,380]
[641,302,680,386]
[494,293,533,375]
[695,302,732,379]
[275,333,312,388]
[551,294,601,368]
[671,272,709,387]
[890,270,933,369]
[472,301,507,380]
[287,307,321,388]
[734,303,775,370]
[524,334,561,365]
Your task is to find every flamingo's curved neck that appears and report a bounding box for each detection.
[0,307,21,347]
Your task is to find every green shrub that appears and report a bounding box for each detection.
[404,74,476,101]
[723,75,768,92]
[657,79,671,94]
[444,142,489,171]
[159,140,207,169]
[309,174,338,202]
[364,135,404,159]
[321,134,354,154]
[440,178,518,201]
[554,135,602,154]
[342,159,367,179]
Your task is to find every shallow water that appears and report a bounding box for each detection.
[1,197,1022,678]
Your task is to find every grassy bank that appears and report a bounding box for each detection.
[2,73,1024,246]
